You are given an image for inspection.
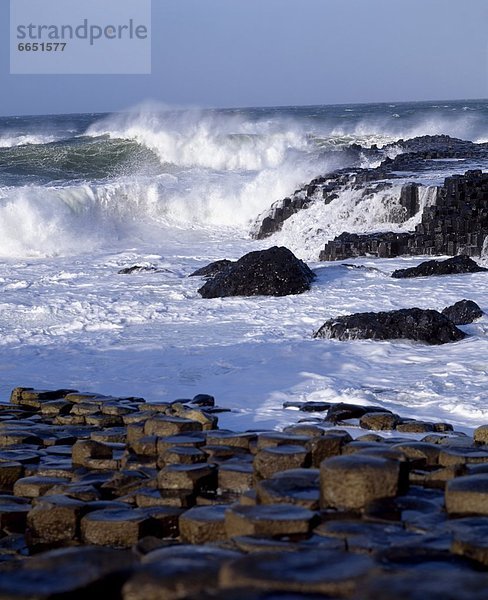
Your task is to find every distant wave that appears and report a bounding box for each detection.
[0,136,161,183]
[0,133,60,148]
[1,101,488,258]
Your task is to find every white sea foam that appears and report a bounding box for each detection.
[0,133,59,148]
[0,103,487,435]
[270,184,439,260]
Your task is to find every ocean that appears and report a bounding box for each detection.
[0,99,487,432]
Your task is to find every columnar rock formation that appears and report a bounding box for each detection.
[319,170,488,261]
[2,386,488,597]
[251,135,488,263]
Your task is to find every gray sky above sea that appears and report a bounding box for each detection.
[1,0,487,116]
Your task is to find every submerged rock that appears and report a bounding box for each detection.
[197,246,316,298]
[391,255,487,279]
[118,265,169,275]
[314,308,466,345]
[442,299,484,325]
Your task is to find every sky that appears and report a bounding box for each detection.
[0,0,487,116]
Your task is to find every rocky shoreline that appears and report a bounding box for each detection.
[252,135,488,264]
[2,387,488,598]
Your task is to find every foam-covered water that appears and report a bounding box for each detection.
[1,100,488,258]
[0,100,487,432]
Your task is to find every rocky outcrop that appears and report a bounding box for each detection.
[320,231,413,261]
[313,308,466,345]
[253,135,488,246]
[197,246,316,298]
[391,255,487,278]
[442,300,484,325]
[4,385,488,596]
[320,169,488,261]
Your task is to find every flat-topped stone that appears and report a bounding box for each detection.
[446,475,488,515]
[224,503,316,538]
[219,549,374,596]
[320,454,401,510]
[179,505,228,544]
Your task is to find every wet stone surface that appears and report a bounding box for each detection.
[0,385,488,598]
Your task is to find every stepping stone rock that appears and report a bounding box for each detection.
[446,475,488,516]
[218,462,254,494]
[206,431,256,450]
[0,546,136,599]
[356,569,488,600]
[158,446,206,467]
[0,496,31,532]
[27,495,85,546]
[439,447,488,467]
[179,505,228,544]
[224,503,316,538]
[157,464,216,493]
[320,455,401,511]
[72,439,112,466]
[306,431,352,467]
[219,549,373,596]
[81,508,153,548]
[144,416,202,437]
[257,432,310,450]
[360,412,400,431]
[254,445,310,479]
[256,468,320,510]
[396,421,434,433]
[123,545,239,600]
[474,425,488,445]
[13,476,70,498]
[0,462,24,492]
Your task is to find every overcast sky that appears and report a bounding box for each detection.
[1,0,487,116]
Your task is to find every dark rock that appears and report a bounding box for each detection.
[189,260,234,278]
[442,299,484,325]
[218,462,254,494]
[224,503,316,538]
[191,394,215,407]
[81,508,153,548]
[325,403,372,423]
[314,308,466,345]
[179,505,228,544]
[219,549,374,596]
[256,468,320,510]
[283,401,331,413]
[356,569,488,600]
[198,247,315,298]
[392,255,487,279]
[123,546,239,600]
[360,412,400,431]
[254,445,310,480]
[118,265,169,275]
[0,546,136,599]
[306,431,352,466]
[254,433,308,451]
[319,169,488,261]
[26,495,85,547]
[445,475,488,515]
[320,231,414,262]
[320,455,402,510]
